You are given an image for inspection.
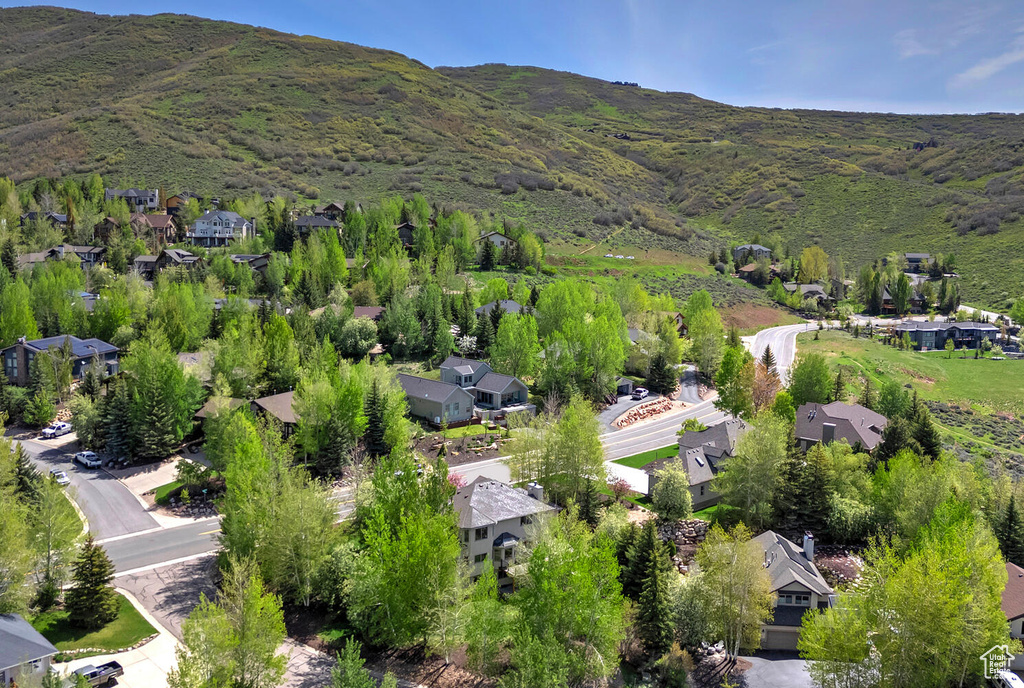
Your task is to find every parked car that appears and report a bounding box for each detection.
[41,422,71,439]
[74,451,102,469]
[631,387,649,401]
[604,253,614,258]
[992,670,1024,688]
[49,469,70,486]
[73,661,123,687]
[626,255,635,260]
[615,255,625,259]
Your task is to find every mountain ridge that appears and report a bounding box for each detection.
[2,7,1024,306]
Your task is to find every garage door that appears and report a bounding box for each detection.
[761,626,801,651]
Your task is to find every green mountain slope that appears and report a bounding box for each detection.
[2,8,1024,306]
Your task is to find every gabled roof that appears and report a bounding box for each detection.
[12,335,117,358]
[473,372,523,394]
[353,306,385,321]
[904,252,931,260]
[0,614,58,671]
[196,210,249,228]
[752,531,833,597]
[195,396,245,419]
[646,418,750,481]
[475,230,516,243]
[795,402,887,450]
[1003,562,1024,622]
[735,243,771,252]
[475,299,524,316]
[252,391,297,425]
[295,215,340,229]
[454,477,556,529]
[106,188,156,198]
[397,374,473,405]
[440,356,490,376]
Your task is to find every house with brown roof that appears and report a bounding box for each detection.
[314,201,345,221]
[166,192,203,216]
[131,213,177,245]
[250,391,298,435]
[795,402,887,452]
[1003,562,1024,643]
[93,216,122,244]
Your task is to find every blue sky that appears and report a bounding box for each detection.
[11,0,1024,113]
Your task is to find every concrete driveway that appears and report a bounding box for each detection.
[597,390,662,431]
[741,653,813,688]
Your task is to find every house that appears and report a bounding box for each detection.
[753,531,833,651]
[17,244,106,270]
[904,253,932,272]
[396,221,416,248]
[474,299,524,317]
[783,282,832,306]
[2,335,118,386]
[454,478,556,586]
[314,201,346,221]
[737,263,759,281]
[230,253,271,276]
[93,216,123,243]
[0,613,59,687]
[895,320,1000,351]
[440,357,491,387]
[165,191,203,216]
[105,188,159,212]
[795,402,887,452]
[194,396,245,420]
[133,248,203,279]
[353,306,386,322]
[20,211,68,230]
[476,230,517,253]
[250,391,298,436]
[1002,562,1024,669]
[398,374,475,425]
[438,356,532,415]
[187,211,251,247]
[130,213,177,245]
[660,311,687,337]
[733,244,772,263]
[645,418,750,509]
[294,215,341,236]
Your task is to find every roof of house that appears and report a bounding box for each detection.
[168,191,201,202]
[737,263,759,273]
[475,230,516,243]
[54,244,105,256]
[440,356,490,376]
[161,248,200,264]
[295,215,340,228]
[896,320,999,333]
[1003,562,1024,622]
[196,210,249,228]
[145,214,175,229]
[735,243,771,253]
[0,614,59,671]
[646,418,750,482]
[11,335,117,358]
[904,252,931,260]
[453,477,556,529]
[106,188,155,198]
[195,397,245,419]
[353,306,385,321]
[17,250,49,267]
[474,299,523,316]
[397,374,472,405]
[795,402,888,450]
[473,372,522,394]
[627,328,652,345]
[752,530,833,598]
[252,391,297,425]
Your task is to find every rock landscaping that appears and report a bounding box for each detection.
[614,397,675,428]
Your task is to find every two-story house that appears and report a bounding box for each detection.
[795,402,887,452]
[733,244,772,263]
[476,230,517,254]
[2,335,119,386]
[454,478,556,586]
[187,211,252,247]
[753,531,833,651]
[294,215,341,237]
[105,188,158,212]
[895,320,1000,351]
[645,418,750,509]
[397,374,476,425]
[439,356,532,415]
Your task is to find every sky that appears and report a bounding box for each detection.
[8,0,1024,113]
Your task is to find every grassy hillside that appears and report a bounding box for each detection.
[2,8,1024,306]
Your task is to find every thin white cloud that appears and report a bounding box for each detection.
[893,28,937,58]
[950,33,1024,89]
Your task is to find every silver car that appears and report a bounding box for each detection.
[41,422,72,439]
[49,469,70,486]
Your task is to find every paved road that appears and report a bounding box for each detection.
[18,437,159,539]
[103,518,221,575]
[743,322,813,383]
[742,654,813,688]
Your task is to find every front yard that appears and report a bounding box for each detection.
[31,593,156,660]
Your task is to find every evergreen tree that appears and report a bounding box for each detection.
[65,534,119,629]
[102,379,134,459]
[579,478,600,528]
[858,378,875,410]
[646,351,678,395]
[999,496,1024,566]
[831,370,845,402]
[134,387,176,462]
[637,555,673,656]
[474,313,494,353]
[760,345,777,374]
[0,238,16,280]
[488,302,505,334]
[875,417,919,464]
[623,520,669,600]
[364,379,385,455]
[911,405,942,461]
[13,445,41,501]
[479,239,497,271]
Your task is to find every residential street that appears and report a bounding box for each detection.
[742,321,813,383]
[104,518,221,575]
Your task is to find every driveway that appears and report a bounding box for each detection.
[17,437,158,539]
[597,390,662,431]
[741,653,813,688]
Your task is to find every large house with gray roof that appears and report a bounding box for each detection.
[439,356,532,414]
[398,373,476,425]
[733,243,772,263]
[795,402,887,452]
[2,335,118,386]
[753,531,833,651]
[187,210,252,247]
[454,477,556,585]
[474,299,524,317]
[645,418,750,509]
[895,320,999,351]
[399,358,533,426]
[105,187,158,212]
[0,613,58,687]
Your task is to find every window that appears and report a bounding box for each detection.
[453,402,460,414]
[475,527,488,541]
[3,350,16,380]
[520,515,533,526]
[780,593,811,607]
[473,553,487,564]
[462,530,469,544]
[699,485,705,496]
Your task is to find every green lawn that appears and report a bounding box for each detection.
[613,445,678,469]
[31,594,156,659]
[153,481,183,506]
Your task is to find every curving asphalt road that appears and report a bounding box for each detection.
[743,321,814,383]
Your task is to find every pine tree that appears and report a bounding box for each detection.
[831,370,844,402]
[911,406,942,461]
[646,352,678,396]
[480,240,497,271]
[13,444,41,501]
[623,521,669,600]
[474,314,494,353]
[579,478,599,528]
[364,379,385,455]
[760,345,776,374]
[134,387,176,462]
[999,497,1024,566]
[859,379,875,410]
[637,556,673,656]
[0,238,17,280]
[65,534,119,629]
[103,380,134,459]
[488,303,505,334]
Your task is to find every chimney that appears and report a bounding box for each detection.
[527,481,544,502]
[803,532,815,561]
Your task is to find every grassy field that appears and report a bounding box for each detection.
[612,445,679,469]
[31,594,156,659]
[796,330,1024,455]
